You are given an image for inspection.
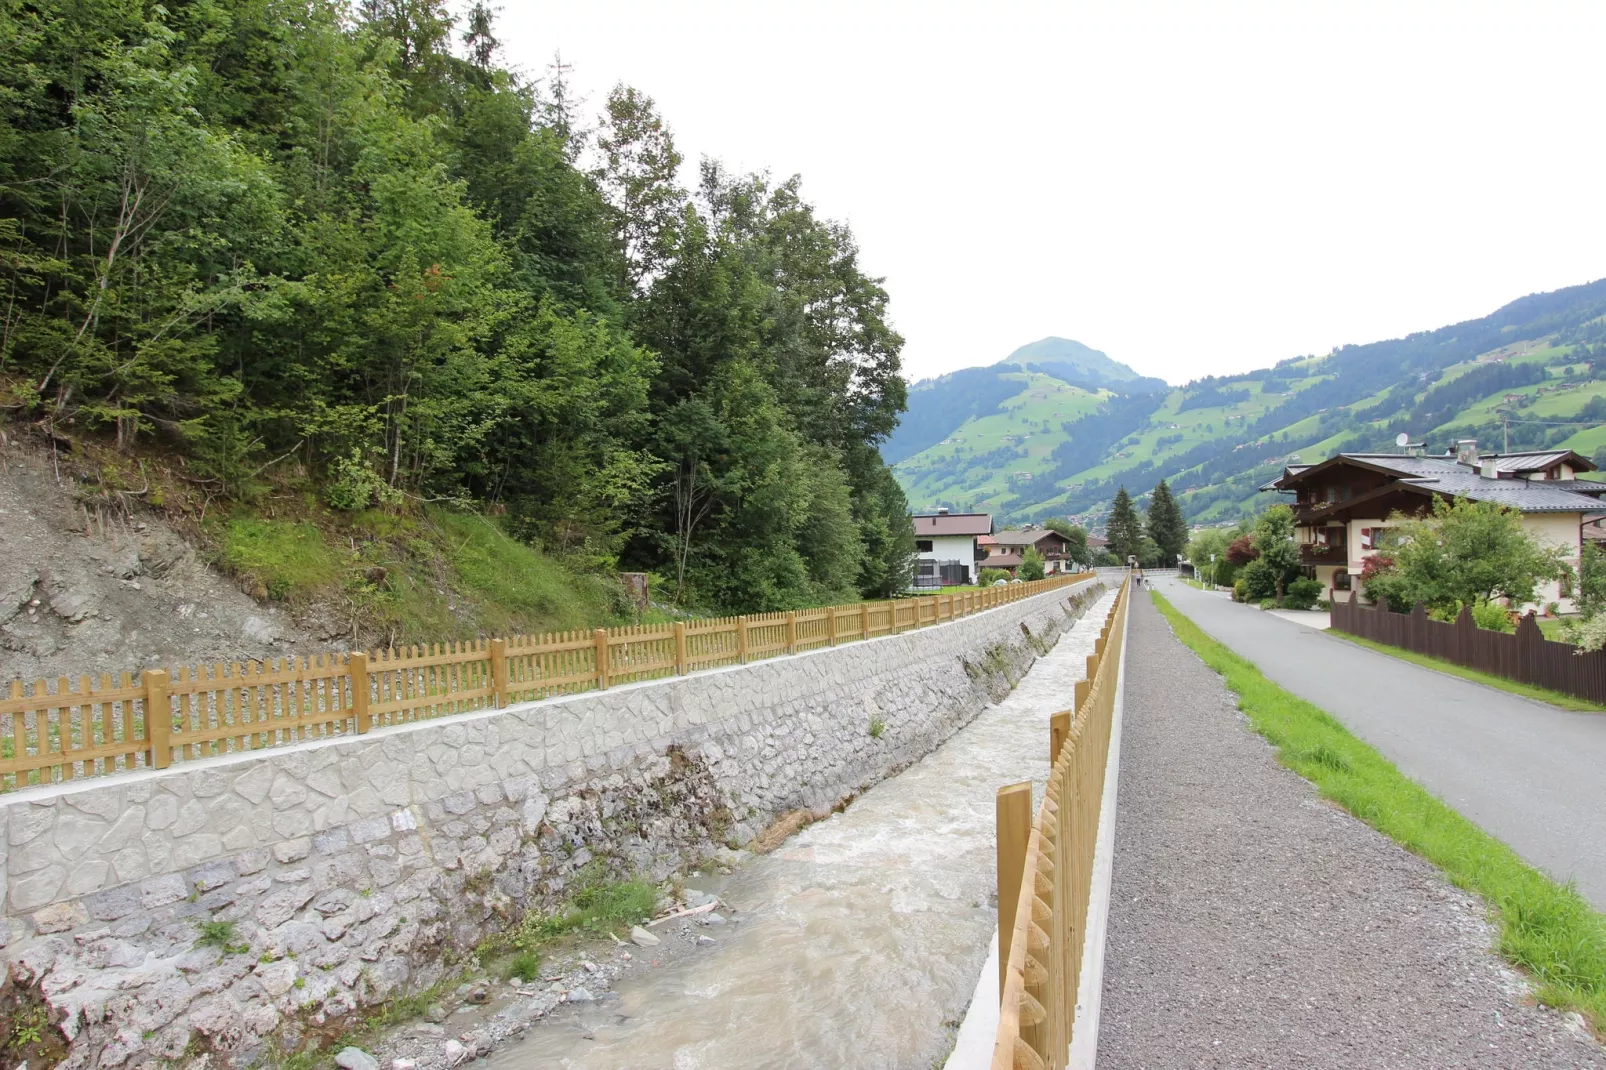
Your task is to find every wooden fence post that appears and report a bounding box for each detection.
[594,629,610,689]
[349,652,372,731]
[144,669,170,770]
[826,608,837,647]
[996,781,1032,1001]
[786,611,798,654]
[674,622,688,674]
[488,639,508,709]
[1050,710,1070,764]
[860,603,870,640]
[1075,678,1090,711]
[738,617,750,663]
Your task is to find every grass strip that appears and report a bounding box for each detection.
[1326,629,1605,714]
[1151,588,1606,1032]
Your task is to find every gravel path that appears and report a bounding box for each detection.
[1097,593,1605,1069]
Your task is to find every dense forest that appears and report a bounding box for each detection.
[0,0,915,614]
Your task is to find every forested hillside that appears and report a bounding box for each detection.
[0,0,914,626]
[892,281,1606,526]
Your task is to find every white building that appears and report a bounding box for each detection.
[911,509,992,588]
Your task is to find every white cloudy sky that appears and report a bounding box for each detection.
[497,1,1606,387]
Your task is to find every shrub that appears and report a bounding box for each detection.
[978,568,1010,586]
[1232,578,1249,602]
[325,449,402,511]
[1282,577,1324,610]
[1020,548,1046,582]
[1471,600,1515,633]
[507,950,541,982]
[1238,558,1279,602]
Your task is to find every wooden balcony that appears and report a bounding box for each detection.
[1299,543,1347,567]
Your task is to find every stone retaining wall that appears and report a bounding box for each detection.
[2,581,1102,1070]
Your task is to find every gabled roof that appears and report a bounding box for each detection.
[911,512,992,536]
[992,528,1068,547]
[983,552,1024,569]
[1277,454,1602,514]
[1479,450,1595,475]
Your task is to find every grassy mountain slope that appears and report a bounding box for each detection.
[880,338,1163,466]
[889,279,1606,525]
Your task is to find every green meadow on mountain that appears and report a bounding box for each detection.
[888,280,1606,525]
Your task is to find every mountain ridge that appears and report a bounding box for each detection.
[888,278,1606,526]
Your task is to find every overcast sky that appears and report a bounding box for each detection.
[497,1,1606,387]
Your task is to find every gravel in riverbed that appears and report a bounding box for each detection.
[1096,595,1605,1069]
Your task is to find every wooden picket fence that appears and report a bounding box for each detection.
[992,576,1129,1070]
[1331,597,1606,705]
[0,573,1093,792]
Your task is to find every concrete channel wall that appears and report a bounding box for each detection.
[2,580,1102,1070]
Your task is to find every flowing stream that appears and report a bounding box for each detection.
[486,588,1116,1070]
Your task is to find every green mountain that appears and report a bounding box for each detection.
[888,280,1606,526]
[880,338,1165,466]
[999,337,1170,392]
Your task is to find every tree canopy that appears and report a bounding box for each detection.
[1364,497,1567,615]
[0,0,914,613]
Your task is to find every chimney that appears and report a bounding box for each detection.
[1480,458,1498,479]
[1455,439,1478,467]
[937,506,949,515]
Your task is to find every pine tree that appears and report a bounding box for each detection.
[1146,480,1188,567]
[1107,486,1143,563]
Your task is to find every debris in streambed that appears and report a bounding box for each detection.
[360,880,743,1070]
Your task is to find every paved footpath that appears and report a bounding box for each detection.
[1098,593,1605,1069]
[1155,576,1606,911]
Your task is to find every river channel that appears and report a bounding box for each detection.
[485,587,1117,1069]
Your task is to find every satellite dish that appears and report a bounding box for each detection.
[1395,432,1410,447]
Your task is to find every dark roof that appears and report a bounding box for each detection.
[1543,479,1606,498]
[983,552,1023,568]
[992,528,1068,547]
[911,512,991,537]
[1261,465,1309,492]
[1279,454,1602,514]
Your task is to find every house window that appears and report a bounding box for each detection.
[1333,571,1352,591]
[916,540,933,553]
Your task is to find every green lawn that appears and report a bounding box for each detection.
[1152,590,1606,1032]
[1326,630,1604,714]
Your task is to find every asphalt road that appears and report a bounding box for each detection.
[1098,595,1606,1068]
[1154,576,1606,911]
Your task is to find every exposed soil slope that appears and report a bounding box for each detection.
[0,438,312,683]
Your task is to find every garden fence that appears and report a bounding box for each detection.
[0,573,1094,791]
[1330,598,1606,705]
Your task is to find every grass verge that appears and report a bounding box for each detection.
[1327,630,1605,714]
[1151,588,1606,1032]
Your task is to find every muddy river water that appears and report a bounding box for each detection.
[485,588,1116,1070]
